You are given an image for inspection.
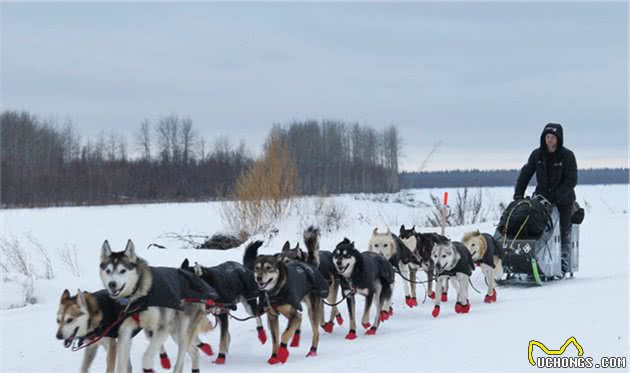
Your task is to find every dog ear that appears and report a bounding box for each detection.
[100,240,112,261]
[373,227,378,235]
[400,224,405,232]
[181,258,190,269]
[411,225,416,232]
[60,289,70,303]
[386,227,391,235]
[282,241,291,252]
[76,289,87,309]
[124,239,137,262]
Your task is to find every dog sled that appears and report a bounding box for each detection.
[494,196,582,286]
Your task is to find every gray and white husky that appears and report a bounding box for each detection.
[100,240,210,373]
[430,238,475,318]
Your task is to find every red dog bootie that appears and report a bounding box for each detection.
[290,330,301,347]
[257,326,267,344]
[335,314,344,325]
[461,301,471,313]
[345,329,357,340]
[198,342,213,356]
[484,290,497,303]
[267,353,280,365]
[159,353,171,369]
[322,322,334,333]
[379,310,389,322]
[306,347,317,357]
[213,353,226,365]
[428,291,436,300]
[365,326,377,335]
[361,322,371,330]
[455,301,471,314]
[388,306,394,316]
[441,293,448,302]
[277,343,289,363]
[405,295,413,308]
[432,305,440,318]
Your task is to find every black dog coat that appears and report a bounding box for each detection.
[344,252,395,292]
[441,242,475,277]
[477,233,504,268]
[197,261,258,305]
[265,262,329,311]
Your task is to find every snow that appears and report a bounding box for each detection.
[1,184,628,372]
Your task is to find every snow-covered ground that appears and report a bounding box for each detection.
[1,185,628,372]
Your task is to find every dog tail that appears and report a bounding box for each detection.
[304,226,320,266]
[243,240,263,270]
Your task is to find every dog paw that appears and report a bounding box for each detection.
[257,326,267,345]
[432,305,440,318]
[277,344,289,363]
[306,347,317,357]
[455,301,471,314]
[159,353,171,369]
[484,290,497,303]
[335,314,344,325]
[365,326,377,335]
[428,291,436,300]
[322,322,334,334]
[461,301,471,314]
[290,331,301,347]
[441,293,448,302]
[345,330,357,340]
[361,322,371,330]
[213,354,226,365]
[484,294,492,303]
[198,342,213,356]
[267,354,280,365]
[455,302,463,313]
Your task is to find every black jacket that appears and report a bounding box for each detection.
[93,289,129,338]
[343,252,395,292]
[441,242,475,277]
[132,267,219,311]
[514,123,577,205]
[266,262,329,311]
[198,261,258,305]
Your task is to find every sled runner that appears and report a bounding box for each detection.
[494,196,580,285]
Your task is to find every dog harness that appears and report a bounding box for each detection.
[342,252,395,292]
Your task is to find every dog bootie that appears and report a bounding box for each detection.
[277,343,289,363]
[322,322,334,333]
[345,329,357,340]
[306,347,317,357]
[198,342,213,356]
[379,310,389,322]
[257,326,267,344]
[336,314,344,325]
[388,306,394,316]
[267,353,280,365]
[441,293,448,302]
[290,330,301,347]
[362,322,371,330]
[428,291,436,300]
[213,353,226,365]
[484,290,497,303]
[405,295,414,308]
[432,305,440,318]
[455,301,471,314]
[365,326,377,335]
[159,353,171,369]
[411,297,418,307]
[461,301,471,313]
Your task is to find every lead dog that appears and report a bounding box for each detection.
[99,240,214,373]
[332,238,395,339]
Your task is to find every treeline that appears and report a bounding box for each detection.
[1,111,251,207]
[1,112,401,207]
[400,168,629,189]
[271,120,400,194]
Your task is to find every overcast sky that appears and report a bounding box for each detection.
[2,2,628,171]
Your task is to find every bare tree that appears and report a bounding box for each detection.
[180,116,195,165]
[136,119,152,160]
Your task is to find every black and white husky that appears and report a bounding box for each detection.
[332,238,395,339]
[180,242,265,364]
[277,227,343,336]
[368,227,419,308]
[244,232,329,365]
[430,238,475,317]
[399,226,452,302]
[99,240,214,373]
